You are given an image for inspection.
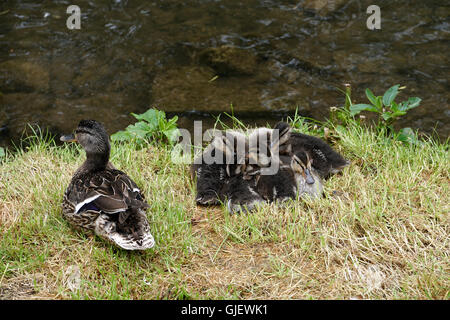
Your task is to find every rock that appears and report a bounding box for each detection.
[0,60,50,93]
[199,46,260,76]
[302,0,347,15]
[64,265,81,292]
[71,56,152,101]
[152,66,263,112]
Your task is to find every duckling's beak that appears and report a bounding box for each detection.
[304,168,315,185]
[60,134,77,143]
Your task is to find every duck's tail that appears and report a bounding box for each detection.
[95,211,155,250]
[108,229,155,250]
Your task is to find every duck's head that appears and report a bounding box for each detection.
[291,152,316,185]
[61,120,110,169]
[270,121,291,154]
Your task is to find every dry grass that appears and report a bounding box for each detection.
[0,123,448,300]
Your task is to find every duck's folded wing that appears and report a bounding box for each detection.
[73,171,148,215]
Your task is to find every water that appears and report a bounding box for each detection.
[1,0,449,147]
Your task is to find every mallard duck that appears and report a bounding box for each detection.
[221,173,265,214]
[224,150,323,214]
[61,120,154,250]
[250,151,323,203]
[191,129,247,205]
[275,122,350,178]
[289,152,323,199]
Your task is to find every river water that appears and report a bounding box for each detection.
[0,0,449,147]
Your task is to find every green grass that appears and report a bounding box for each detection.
[0,120,448,300]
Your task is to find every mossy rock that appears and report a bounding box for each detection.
[199,46,259,76]
[303,0,347,15]
[0,60,50,93]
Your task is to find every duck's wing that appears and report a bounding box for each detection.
[68,170,148,217]
[67,169,154,250]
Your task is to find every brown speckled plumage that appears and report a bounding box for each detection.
[61,120,154,250]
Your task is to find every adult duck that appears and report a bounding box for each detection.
[61,120,154,250]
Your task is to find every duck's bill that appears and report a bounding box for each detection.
[304,168,315,185]
[60,134,77,142]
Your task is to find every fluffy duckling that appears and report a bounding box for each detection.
[221,173,265,214]
[191,129,247,205]
[246,121,291,170]
[253,155,298,202]
[290,152,323,199]
[223,150,323,214]
[275,122,350,179]
[61,120,154,250]
[254,151,323,202]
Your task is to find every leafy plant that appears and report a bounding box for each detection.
[111,108,180,146]
[333,84,422,145]
[0,146,5,159]
[349,84,421,130]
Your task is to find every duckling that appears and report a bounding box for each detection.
[255,151,323,202]
[254,155,298,202]
[275,122,350,179]
[247,121,292,170]
[220,123,295,211]
[191,129,247,205]
[290,152,324,199]
[221,172,265,214]
[61,120,154,250]
[222,153,323,214]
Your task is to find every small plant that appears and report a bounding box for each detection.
[0,146,5,159]
[349,84,421,130]
[334,84,422,144]
[111,108,180,146]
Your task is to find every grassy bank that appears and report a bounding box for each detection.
[0,120,448,300]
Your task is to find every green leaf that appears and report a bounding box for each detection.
[391,110,407,118]
[167,115,178,126]
[111,130,134,142]
[113,108,179,146]
[375,96,383,110]
[390,101,399,112]
[381,112,392,121]
[164,127,181,145]
[126,122,152,139]
[131,109,163,130]
[365,88,378,107]
[398,97,421,111]
[382,84,400,107]
[349,104,379,116]
[0,147,5,158]
[396,127,421,145]
[407,97,421,109]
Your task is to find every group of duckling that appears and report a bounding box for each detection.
[191,121,350,213]
[60,120,349,251]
